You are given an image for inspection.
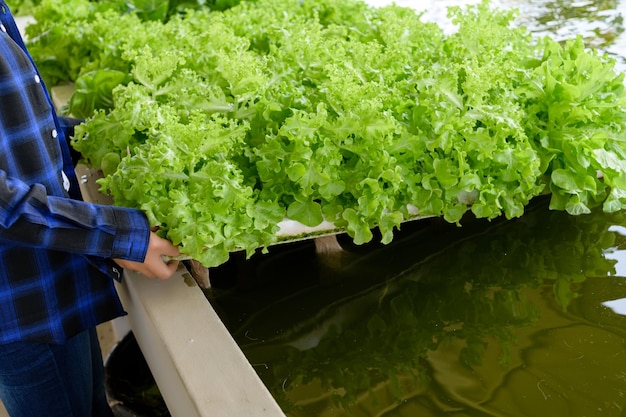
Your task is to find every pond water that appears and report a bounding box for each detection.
[206,1,626,416]
[209,196,626,416]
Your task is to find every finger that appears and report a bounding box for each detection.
[153,259,179,280]
[150,232,181,257]
[164,260,180,279]
[162,243,180,257]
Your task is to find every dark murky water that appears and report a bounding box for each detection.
[206,2,626,416]
[209,196,626,416]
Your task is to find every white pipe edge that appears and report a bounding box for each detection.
[117,269,285,417]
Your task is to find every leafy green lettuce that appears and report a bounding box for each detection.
[28,0,626,266]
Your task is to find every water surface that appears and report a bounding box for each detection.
[209,196,626,416]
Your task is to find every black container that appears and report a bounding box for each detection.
[104,332,171,417]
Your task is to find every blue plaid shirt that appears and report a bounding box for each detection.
[0,1,150,344]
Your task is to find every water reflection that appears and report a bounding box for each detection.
[208,196,626,416]
[603,296,626,314]
[513,0,622,47]
[603,228,626,275]
[392,0,626,70]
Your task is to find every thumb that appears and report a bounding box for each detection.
[150,232,181,257]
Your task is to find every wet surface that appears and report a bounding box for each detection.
[209,196,626,416]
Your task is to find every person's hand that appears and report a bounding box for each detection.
[114,232,181,280]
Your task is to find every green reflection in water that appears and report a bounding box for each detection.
[208,196,626,416]
[411,0,626,67]
[514,0,623,47]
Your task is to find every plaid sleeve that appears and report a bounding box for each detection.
[0,173,150,261]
